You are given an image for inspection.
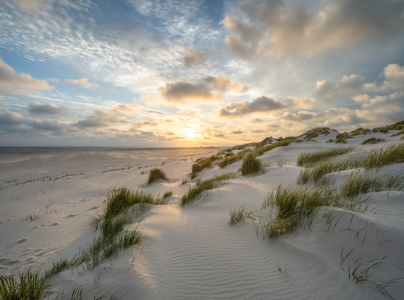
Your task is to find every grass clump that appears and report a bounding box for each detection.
[350,128,370,136]
[181,172,237,206]
[297,147,355,167]
[241,153,262,175]
[253,139,293,157]
[335,132,350,143]
[180,177,189,185]
[391,129,404,137]
[260,185,337,239]
[163,191,173,198]
[219,155,238,168]
[22,214,39,222]
[0,267,53,300]
[300,127,331,140]
[361,137,384,145]
[93,187,164,225]
[340,170,404,198]
[298,142,404,183]
[192,155,220,174]
[148,168,168,184]
[224,152,234,157]
[229,204,249,225]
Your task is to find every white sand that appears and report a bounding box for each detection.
[1,133,404,299]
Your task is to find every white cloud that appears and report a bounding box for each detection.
[65,78,99,90]
[363,64,404,92]
[0,58,52,97]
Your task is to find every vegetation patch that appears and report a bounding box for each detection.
[229,204,250,225]
[148,168,168,184]
[340,170,404,198]
[181,172,237,206]
[192,155,221,174]
[391,129,404,137]
[298,142,404,183]
[350,128,370,136]
[361,137,384,145]
[335,132,350,144]
[219,155,238,168]
[241,153,262,175]
[299,127,331,140]
[297,147,355,167]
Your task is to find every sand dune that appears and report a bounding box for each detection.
[1,131,404,299]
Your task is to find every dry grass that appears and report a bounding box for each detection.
[192,155,221,174]
[219,155,238,168]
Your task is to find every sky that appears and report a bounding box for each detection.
[0,0,404,147]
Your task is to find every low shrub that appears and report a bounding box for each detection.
[148,168,168,184]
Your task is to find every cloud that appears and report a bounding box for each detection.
[27,102,66,115]
[219,96,315,118]
[232,130,243,134]
[73,110,127,129]
[0,107,23,125]
[0,58,51,96]
[363,64,404,92]
[353,91,404,111]
[65,78,99,89]
[277,111,318,122]
[183,48,208,67]
[222,0,404,59]
[30,119,67,131]
[136,119,174,128]
[159,76,248,103]
[14,0,47,11]
[316,75,364,96]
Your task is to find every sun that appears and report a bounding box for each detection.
[185,128,197,139]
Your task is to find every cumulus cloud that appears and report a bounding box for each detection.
[277,111,318,122]
[316,75,364,96]
[232,130,243,134]
[222,0,404,59]
[183,48,208,67]
[65,78,99,89]
[363,64,404,92]
[219,96,315,118]
[73,110,127,129]
[30,119,67,132]
[0,107,23,125]
[136,119,174,128]
[159,76,248,103]
[27,102,66,115]
[353,91,404,111]
[0,58,51,97]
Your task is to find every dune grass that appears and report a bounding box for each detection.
[224,152,234,157]
[298,143,404,184]
[148,168,168,184]
[163,191,173,198]
[259,181,374,239]
[391,129,404,137]
[181,172,237,206]
[97,187,165,223]
[340,170,404,198]
[297,147,355,167]
[192,155,221,174]
[219,155,237,168]
[260,185,338,238]
[229,204,249,225]
[362,137,384,145]
[0,267,53,300]
[241,153,262,175]
[22,214,39,222]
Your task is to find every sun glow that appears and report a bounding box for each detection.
[185,128,197,139]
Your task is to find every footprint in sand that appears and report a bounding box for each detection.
[66,214,76,218]
[87,206,99,211]
[50,222,60,226]
[16,238,29,244]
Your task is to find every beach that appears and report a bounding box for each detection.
[1,131,404,299]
